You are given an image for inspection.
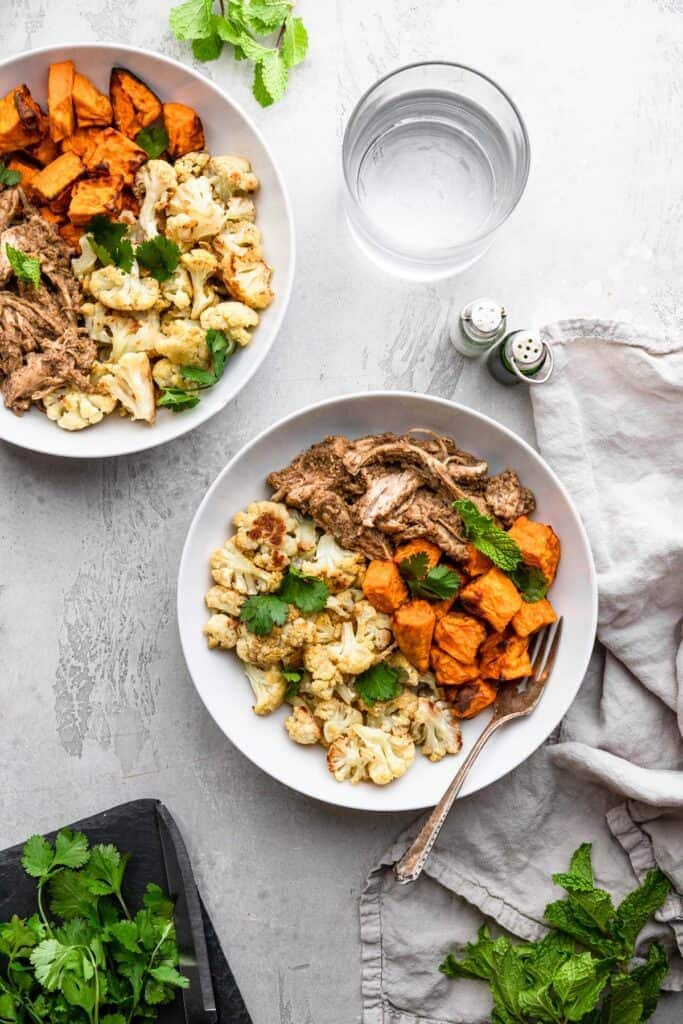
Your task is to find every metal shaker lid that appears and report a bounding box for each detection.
[461,298,507,341]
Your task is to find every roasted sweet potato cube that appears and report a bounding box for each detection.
[449,679,498,719]
[32,152,84,202]
[0,85,47,154]
[73,72,113,128]
[392,600,436,674]
[48,61,75,142]
[394,538,442,569]
[433,594,458,620]
[58,220,83,250]
[435,612,487,664]
[512,598,557,638]
[430,647,480,686]
[164,102,205,158]
[362,559,408,613]
[507,516,561,584]
[39,207,65,227]
[25,134,60,166]
[68,175,124,225]
[479,633,532,680]
[7,157,40,200]
[110,68,162,137]
[460,567,522,633]
[463,543,493,577]
[60,127,101,160]
[84,128,147,185]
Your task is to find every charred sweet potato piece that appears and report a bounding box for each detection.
[68,175,124,225]
[430,647,480,686]
[362,560,408,613]
[58,220,83,250]
[120,188,140,217]
[73,72,113,129]
[507,516,561,585]
[512,598,557,638]
[463,543,493,577]
[48,61,75,142]
[7,157,40,200]
[39,207,65,227]
[393,600,436,674]
[25,134,60,166]
[110,68,162,137]
[84,128,147,185]
[0,85,47,154]
[433,594,458,620]
[394,538,442,570]
[449,679,498,719]
[460,568,522,634]
[435,612,487,664]
[32,151,84,202]
[60,127,101,160]
[163,102,205,158]
[479,633,532,681]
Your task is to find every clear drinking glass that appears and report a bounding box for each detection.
[342,62,530,280]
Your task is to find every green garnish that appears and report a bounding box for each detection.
[135,121,169,158]
[240,593,289,635]
[169,0,309,108]
[283,669,303,701]
[398,552,461,601]
[206,328,234,380]
[0,828,188,1023]
[453,499,523,572]
[355,662,407,706]
[277,567,329,614]
[440,842,671,1024]
[135,235,180,282]
[240,568,329,635]
[5,244,41,287]
[159,330,236,413]
[0,160,22,187]
[157,387,201,412]
[508,563,549,603]
[87,215,134,272]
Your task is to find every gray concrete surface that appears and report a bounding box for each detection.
[1,1,682,1022]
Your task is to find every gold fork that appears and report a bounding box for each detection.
[394,617,564,885]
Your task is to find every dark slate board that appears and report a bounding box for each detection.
[0,799,252,1024]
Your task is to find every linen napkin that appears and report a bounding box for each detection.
[360,319,683,1024]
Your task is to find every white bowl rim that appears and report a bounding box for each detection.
[177,390,599,812]
[0,41,295,459]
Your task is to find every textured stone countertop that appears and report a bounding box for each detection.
[1,2,681,1022]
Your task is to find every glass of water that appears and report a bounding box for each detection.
[342,62,530,280]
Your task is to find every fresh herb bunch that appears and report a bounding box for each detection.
[0,829,188,1023]
[453,499,549,603]
[398,552,460,602]
[240,566,329,635]
[169,0,309,107]
[440,843,671,1024]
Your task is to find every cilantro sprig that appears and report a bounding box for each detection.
[169,0,309,107]
[158,330,237,412]
[240,567,330,635]
[283,668,303,701]
[398,552,460,602]
[1,828,188,1023]
[355,662,407,706]
[135,235,180,282]
[135,122,169,158]
[0,160,22,187]
[440,842,671,1024]
[87,215,134,273]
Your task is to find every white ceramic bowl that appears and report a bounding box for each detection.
[178,392,598,812]
[0,43,294,458]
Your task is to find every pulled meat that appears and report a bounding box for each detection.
[0,187,89,414]
[267,431,536,563]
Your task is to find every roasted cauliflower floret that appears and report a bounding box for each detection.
[203,613,239,650]
[298,533,366,593]
[214,221,262,262]
[243,664,286,716]
[151,357,193,391]
[174,150,210,182]
[135,159,178,239]
[385,651,420,688]
[291,513,317,554]
[325,588,362,621]
[106,312,160,363]
[236,611,315,669]
[326,732,369,784]
[331,620,377,675]
[157,319,210,368]
[411,698,462,762]
[365,691,418,737]
[353,724,415,785]
[313,698,362,746]
[232,500,300,571]
[181,248,218,319]
[99,352,156,423]
[81,301,111,344]
[165,176,226,248]
[89,264,160,312]
[284,706,322,745]
[302,645,344,701]
[221,254,273,310]
[43,388,116,431]
[311,612,341,645]
[205,154,259,200]
[225,196,256,222]
[211,537,282,595]
[200,300,259,347]
[205,585,244,617]
[72,234,99,277]
[160,265,192,311]
[354,600,393,652]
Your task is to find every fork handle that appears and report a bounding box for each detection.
[394,715,506,885]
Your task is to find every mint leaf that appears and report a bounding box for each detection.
[5,244,40,287]
[240,593,289,635]
[629,942,669,1020]
[551,872,615,934]
[553,953,608,1020]
[135,235,180,282]
[21,835,54,879]
[544,899,618,958]
[169,0,213,39]
[192,33,224,60]
[355,662,405,706]
[517,982,559,1020]
[260,50,288,103]
[440,925,513,981]
[158,387,201,412]
[569,842,595,887]
[214,14,243,44]
[509,563,549,603]
[600,974,643,1024]
[277,568,329,614]
[206,327,235,379]
[244,0,293,33]
[281,14,308,68]
[615,869,670,951]
[135,121,169,158]
[453,499,523,572]
[0,160,21,187]
[252,62,274,106]
[490,945,525,1019]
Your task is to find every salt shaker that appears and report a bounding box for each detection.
[450,298,507,357]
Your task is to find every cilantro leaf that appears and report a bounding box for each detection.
[240,593,289,635]
[180,365,217,387]
[355,662,406,706]
[48,869,98,919]
[0,915,39,957]
[277,568,329,614]
[135,121,169,158]
[135,235,180,282]
[21,835,54,879]
[281,14,308,68]
[509,563,549,603]
[148,963,189,988]
[5,244,41,287]
[87,215,134,272]
[142,882,175,919]
[53,829,90,870]
[169,0,213,39]
[206,328,235,380]
[615,868,670,950]
[0,160,21,187]
[398,553,460,601]
[453,499,523,572]
[283,669,303,701]
[157,387,201,412]
[85,843,128,896]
